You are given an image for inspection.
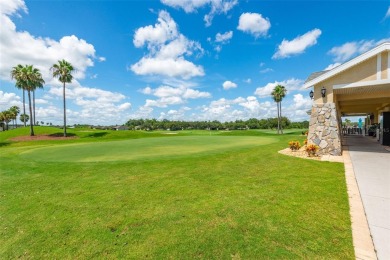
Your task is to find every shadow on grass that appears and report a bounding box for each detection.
[48,133,77,137]
[0,142,11,147]
[85,132,108,138]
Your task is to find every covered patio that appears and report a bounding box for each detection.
[304,42,390,156]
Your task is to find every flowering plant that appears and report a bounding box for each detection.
[305,144,319,156]
[288,141,301,151]
[304,139,308,146]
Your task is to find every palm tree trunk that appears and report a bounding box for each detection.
[23,90,26,127]
[63,82,67,137]
[33,90,36,126]
[280,101,283,134]
[276,102,280,134]
[27,90,34,136]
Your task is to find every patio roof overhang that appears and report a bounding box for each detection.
[335,83,390,115]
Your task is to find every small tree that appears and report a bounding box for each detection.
[52,60,74,137]
[9,106,20,128]
[271,85,287,134]
[11,65,44,136]
[20,114,29,124]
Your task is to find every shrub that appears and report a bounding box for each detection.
[305,144,319,156]
[304,139,308,146]
[288,140,301,151]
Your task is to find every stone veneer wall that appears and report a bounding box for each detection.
[308,103,342,156]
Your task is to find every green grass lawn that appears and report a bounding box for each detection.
[0,127,354,259]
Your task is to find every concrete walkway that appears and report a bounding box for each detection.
[345,135,390,260]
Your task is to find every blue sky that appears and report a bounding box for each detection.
[0,0,389,125]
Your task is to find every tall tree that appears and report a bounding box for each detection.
[33,90,36,125]
[11,65,27,127]
[10,65,44,136]
[271,85,287,134]
[9,106,20,128]
[52,60,74,137]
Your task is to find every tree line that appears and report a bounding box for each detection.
[125,117,309,131]
[7,60,74,136]
[4,65,294,134]
[0,106,25,131]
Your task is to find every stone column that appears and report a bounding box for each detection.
[308,103,342,156]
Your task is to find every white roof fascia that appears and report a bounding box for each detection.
[333,79,390,89]
[303,42,390,89]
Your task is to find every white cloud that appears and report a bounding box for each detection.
[145,96,184,107]
[254,78,304,98]
[44,81,132,125]
[237,13,271,38]
[152,85,183,98]
[158,107,191,120]
[324,62,341,71]
[161,0,211,13]
[140,86,153,95]
[161,0,238,26]
[328,39,390,62]
[98,57,106,62]
[0,0,27,16]
[0,91,22,111]
[260,68,273,74]
[183,88,211,99]
[131,11,204,79]
[196,96,274,121]
[0,0,97,81]
[140,84,210,108]
[133,10,178,48]
[222,80,237,90]
[129,106,154,119]
[244,78,251,84]
[273,29,321,59]
[281,94,313,121]
[131,57,204,79]
[0,1,133,126]
[215,31,233,43]
[212,31,233,52]
[35,98,48,105]
[385,6,390,19]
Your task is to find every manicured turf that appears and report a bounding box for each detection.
[20,136,276,162]
[0,127,354,259]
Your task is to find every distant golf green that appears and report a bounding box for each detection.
[20,136,276,162]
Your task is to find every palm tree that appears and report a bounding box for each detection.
[11,65,44,136]
[52,60,74,137]
[11,65,27,127]
[9,106,20,128]
[33,90,36,125]
[0,110,12,131]
[19,113,29,125]
[271,85,287,134]
[0,111,5,130]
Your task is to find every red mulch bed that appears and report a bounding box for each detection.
[10,135,78,142]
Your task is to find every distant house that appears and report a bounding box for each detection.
[112,125,129,131]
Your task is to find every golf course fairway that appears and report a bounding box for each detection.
[20,136,277,162]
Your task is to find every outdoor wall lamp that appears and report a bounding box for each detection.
[309,90,314,99]
[321,87,326,98]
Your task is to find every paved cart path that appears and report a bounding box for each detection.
[346,135,390,260]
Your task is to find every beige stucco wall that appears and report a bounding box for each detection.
[381,51,388,80]
[313,55,379,104]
